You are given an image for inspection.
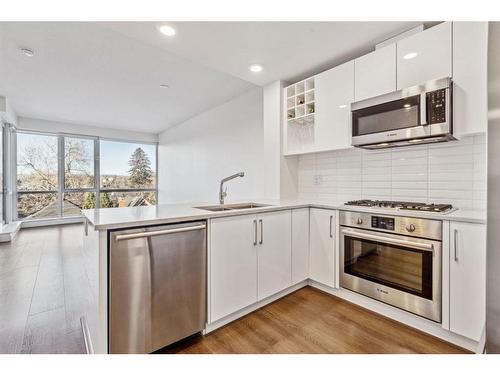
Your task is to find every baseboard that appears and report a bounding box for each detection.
[308,280,480,352]
[21,216,85,228]
[204,280,308,334]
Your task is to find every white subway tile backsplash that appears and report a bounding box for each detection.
[297,135,486,210]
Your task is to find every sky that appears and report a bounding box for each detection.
[17,133,156,176]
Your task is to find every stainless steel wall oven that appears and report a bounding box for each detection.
[340,211,442,322]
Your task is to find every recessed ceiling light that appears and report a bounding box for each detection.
[403,52,418,60]
[20,48,35,57]
[158,25,176,37]
[159,84,170,89]
[249,64,263,73]
[338,104,347,109]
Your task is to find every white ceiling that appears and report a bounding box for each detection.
[1,22,428,134]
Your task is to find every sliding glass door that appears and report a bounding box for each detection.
[15,131,157,221]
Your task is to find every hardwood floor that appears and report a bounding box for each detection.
[0,224,88,354]
[160,287,468,354]
[1,225,468,354]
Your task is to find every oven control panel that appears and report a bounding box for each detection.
[339,211,442,241]
[371,216,395,231]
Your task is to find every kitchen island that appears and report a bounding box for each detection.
[82,200,486,354]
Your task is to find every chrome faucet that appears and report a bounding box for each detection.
[219,172,245,205]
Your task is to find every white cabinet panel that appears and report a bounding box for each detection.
[210,215,258,322]
[257,210,292,300]
[292,208,310,283]
[453,22,488,137]
[397,22,452,89]
[354,44,397,101]
[449,222,486,341]
[309,208,336,287]
[314,61,354,151]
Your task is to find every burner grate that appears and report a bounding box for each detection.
[345,200,453,213]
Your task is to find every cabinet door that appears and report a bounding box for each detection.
[309,208,335,287]
[453,22,488,137]
[292,208,310,283]
[397,22,452,89]
[210,215,258,322]
[449,222,486,341]
[257,210,292,300]
[314,61,354,151]
[354,44,396,102]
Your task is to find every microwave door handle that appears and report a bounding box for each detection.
[420,93,427,125]
[341,229,434,253]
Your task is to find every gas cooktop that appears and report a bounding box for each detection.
[344,200,454,213]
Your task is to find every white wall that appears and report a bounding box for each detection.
[263,81,299,200]
[18,117,158,143]
[158,88,265,204]
[297,134,487,210]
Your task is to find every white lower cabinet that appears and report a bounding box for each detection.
[210,210,292,322]
[309,208,336,288]
[257,210,292,300]
[210,214,258,323]
[292,208,310,284]
[449,221,486,341]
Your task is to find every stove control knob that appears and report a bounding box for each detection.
[357,218,363,225]
[406,224,416,232]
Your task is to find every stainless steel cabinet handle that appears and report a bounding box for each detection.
[454,229,459,261]
[329,216,333,238]
[420,92,427,125]
[115,224,206,241]
[84,218,88,236]
[341,229,434,252]
[253,219,257,246]
[259,219,263,245]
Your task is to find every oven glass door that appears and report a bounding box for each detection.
[352,95,421,137]
[343,231,433,300]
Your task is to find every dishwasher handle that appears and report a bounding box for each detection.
[115,224,206,241]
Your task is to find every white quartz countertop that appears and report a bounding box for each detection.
[81,199,486,230]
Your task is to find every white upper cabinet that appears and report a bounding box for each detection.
[314,61,354,151]
[449,222,486,342]
[257,210,292,300]
[354,44,397,102]
[291,208,310,284]
[453,22,488,137]
[210,214,258,322]
[397,22,452,89]
[309,208,336,288]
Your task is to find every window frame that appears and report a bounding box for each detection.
[14,130,158,222]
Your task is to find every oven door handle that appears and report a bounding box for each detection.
[341,229,434,253]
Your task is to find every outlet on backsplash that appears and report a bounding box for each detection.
[314,175,323,186]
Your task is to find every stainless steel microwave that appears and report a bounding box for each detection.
[351,77,454,149]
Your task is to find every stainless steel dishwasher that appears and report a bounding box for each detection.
[109,221,206,354]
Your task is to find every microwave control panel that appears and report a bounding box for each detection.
[427,88,447,124]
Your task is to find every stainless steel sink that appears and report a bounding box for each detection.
[195,202,272,212]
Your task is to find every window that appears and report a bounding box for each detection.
[16,132,59,219]
[15,132,157,221]
[99,140,157,208]
[62,136,97,217]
